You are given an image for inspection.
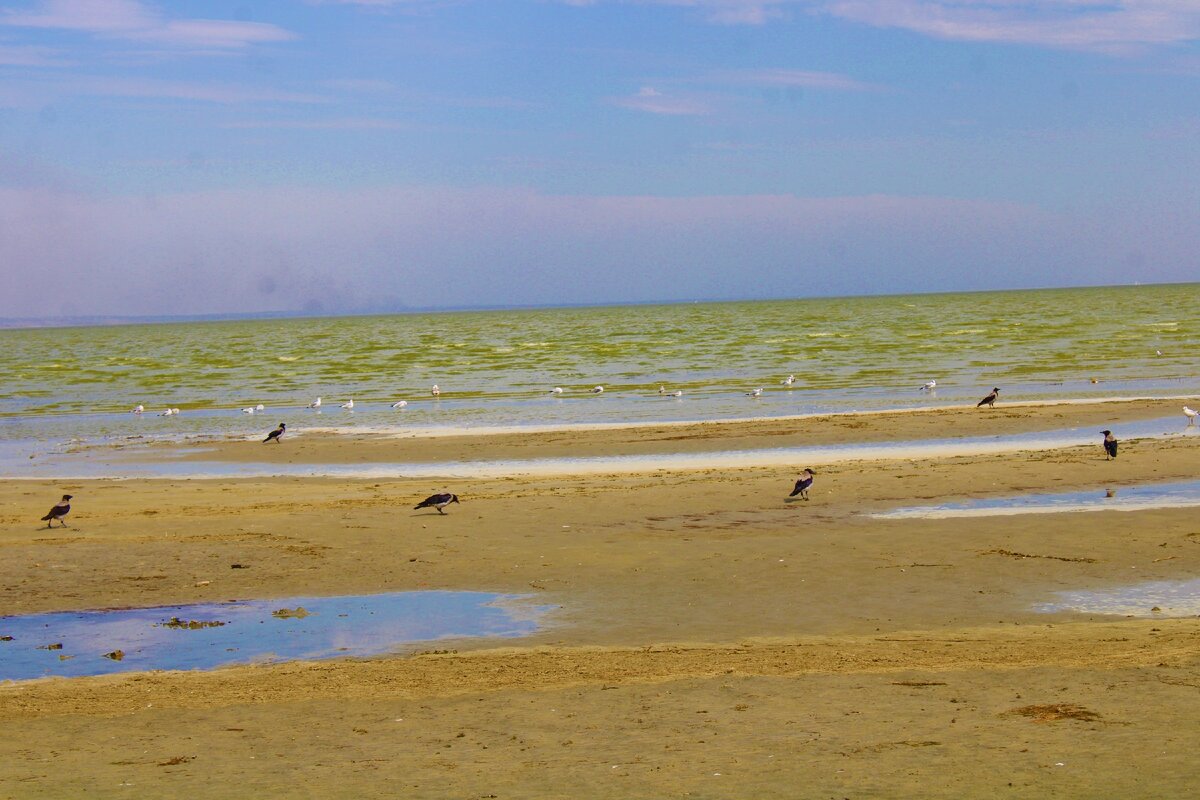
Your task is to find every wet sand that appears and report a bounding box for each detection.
[2,399,1199,797]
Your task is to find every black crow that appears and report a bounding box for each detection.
[41,494,72,528]
[263,423,285,444]
[1102,430,1118,460]
[789,469,815,500]
[976,387,1000,408]
[415,493,460,514]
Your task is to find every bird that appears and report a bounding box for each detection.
[431,385,441,397]
[132,404,144,414]
[414,493,459,514]
[591,386,604,394]
[658,385,666,394]
[782,375,796,386]
[976,387,999,408]
[550,387,563,395]
[669,390,682,398]
[746,388,763,397]
[40,494,72,528]
[920,380,937,392]
[391,400,408,409]
[307,397,322,410]
[1184,406,1198,425]
[158,408,176,416]
[255,404,264,411]
[340,399,354,411]
[1102,430,1118,460]
[241,407,256,414]
[263,422,285,444]
[789,469,815,500]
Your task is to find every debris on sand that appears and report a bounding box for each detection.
[104,650,125,661]
[1005,703,1101,723]
[158,617,227,630]
[272,607,309,619]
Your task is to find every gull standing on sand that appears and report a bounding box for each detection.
[789,469,815,500]
[40,494,72,528]
[264,423,286,444]
[976,387,999,408]
[414,493,459,514]
[308,397,322,410]
[340,399,354,411]
[920,380,936,392]
[391,400,408,409]
[1185,406,1198,425]
[1102,430,1118,460]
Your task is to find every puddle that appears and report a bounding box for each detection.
[0,591,552,682]
[1034,579,1200,618]
[872,479,1200,520]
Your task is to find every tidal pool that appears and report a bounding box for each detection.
[0,591,552,682]
[872,479,1200,520]
[1034,579,1200,618]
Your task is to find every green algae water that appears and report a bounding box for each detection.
[1,285,1198,457]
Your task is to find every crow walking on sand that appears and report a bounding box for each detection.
[789,469,815,500]
[1102,430,1118,460]
[976,387,1000,408]
[263,422,286,444]
[415,493,460,514]
[41,494,72,528]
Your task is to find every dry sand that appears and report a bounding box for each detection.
[2,399,1199,798]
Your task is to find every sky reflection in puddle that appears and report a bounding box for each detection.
[1035,579,1200,618]
[873,479,1200,520]
[0,591,551,682]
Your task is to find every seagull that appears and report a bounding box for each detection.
[789,469,815,500]
[263,422,285,444]
[132,404,144,414]
[255,404,264,411]
[242,407,256,414]
[658,385,666,394]
[158,408,176,416]
[414,493,459,514]
[920,380,937,392]
[41,494,72,528]
[976,387,999,408]
[550,387,563,395]
[669,390,682,398]
[746,388,763,397]
[1184,406,1198,425]
[782,375,796,386]
[307,397,322,409]
[391,400,408,409]
[431,385,440,397]
[591,386,604,394]
[1101,430,1118,460]
[340,399,354,411]
[172,408,181,415]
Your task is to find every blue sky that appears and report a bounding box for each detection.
[1,0,1197,317]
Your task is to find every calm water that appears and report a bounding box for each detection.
[2,285,1198,456]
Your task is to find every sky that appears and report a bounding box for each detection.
[0,0,1197,318]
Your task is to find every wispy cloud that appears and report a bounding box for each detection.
[715,67,881,91]
[2,0,297,51]
[612,85,711,115]
[0,42,68,65]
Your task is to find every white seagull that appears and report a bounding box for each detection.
[431,385,441,397]
[340,399,354,411]
[132,404,144,414]
[550,387,564,395]
[158,408,177,416]
[920,380,937,392]
[391,400,408,409]
[255,404,264,411]
[658,385,666,394]
[591,386,604,394]
[241,406,256,414]
[746,388,763,397]
[1185,406,1198,425]
[307,397,322,409]
[669,390,682,398]
[782,375,796,386]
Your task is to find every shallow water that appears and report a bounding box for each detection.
[2,285,1198,458]
[0,591,551,682]
[1035,579,1200,618]
[874,477,1200,520]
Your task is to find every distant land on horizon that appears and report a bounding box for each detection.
[0,281,1184,332]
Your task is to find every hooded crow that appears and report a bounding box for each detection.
[789,469,815,500]
[414,493,459,514]
[263,423,285,444]
[976,387,1000,408]
[1102,430,1118,460]
[41,495,72,528]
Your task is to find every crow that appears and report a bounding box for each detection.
[41,494,72,528]
[789,469,815,500]
[415,493,460,514]
[263,423,286,444]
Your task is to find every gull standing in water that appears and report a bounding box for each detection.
[340,399,354,411]
[132,404,144,414]
[550,387,564,395]
[431,385,441,397]
[746,388,763,397]
[1185,406,1198,425]
[591,386,604,394]
[391,400,408,409]
[241,406,256,414]
[307,397,322,410]
[782,375,796,387]
[920,380,936,392]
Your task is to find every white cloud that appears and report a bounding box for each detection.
[612,85,712,114]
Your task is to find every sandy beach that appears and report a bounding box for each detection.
[3,399,1199,797]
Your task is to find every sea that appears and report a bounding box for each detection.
[1,284,1198,473]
